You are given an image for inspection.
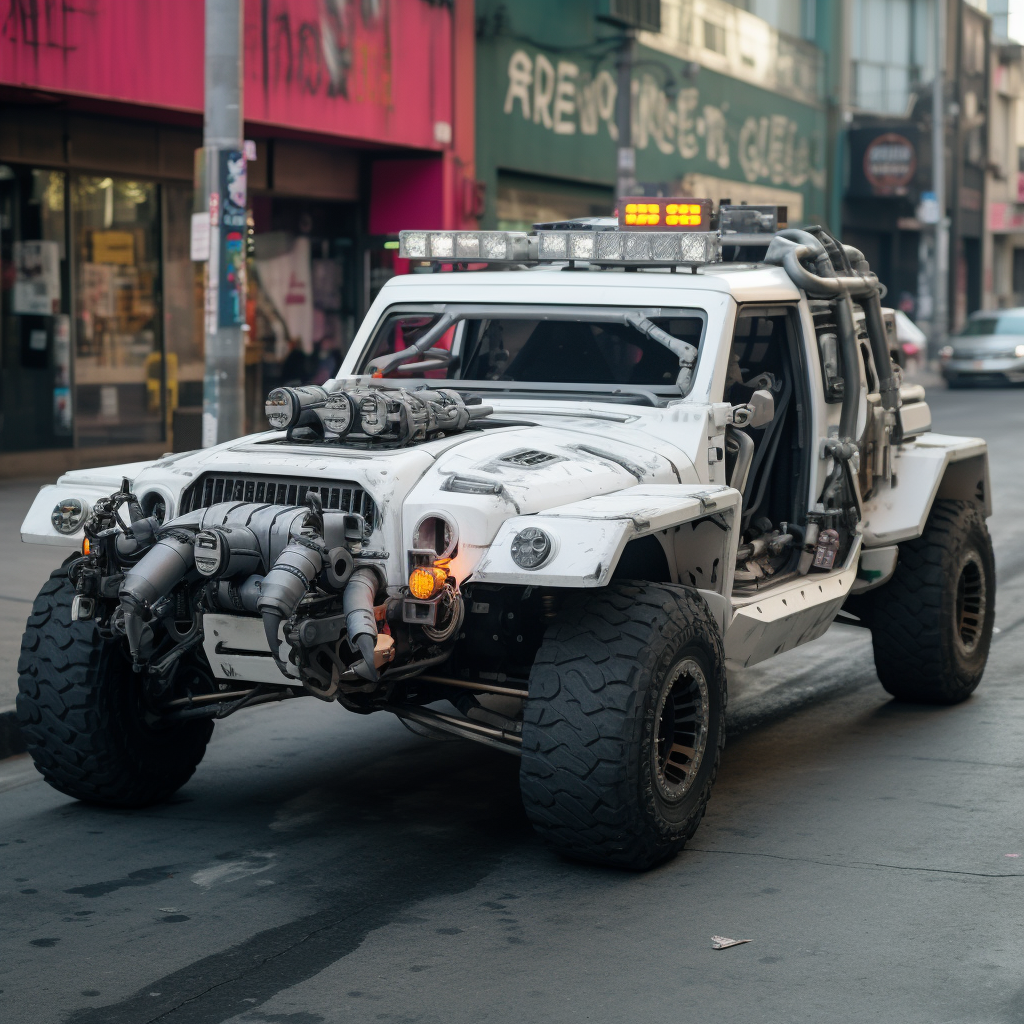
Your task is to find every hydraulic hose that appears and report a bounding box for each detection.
[343,567,380,681]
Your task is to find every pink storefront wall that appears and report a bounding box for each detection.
[0,0,452,152]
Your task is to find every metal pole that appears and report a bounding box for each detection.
[932,0,948,355]
[202,0,246,446]
[615,30,636,201]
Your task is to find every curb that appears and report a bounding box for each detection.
[0,708,27,760]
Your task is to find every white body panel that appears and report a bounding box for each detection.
[860,433,990,546]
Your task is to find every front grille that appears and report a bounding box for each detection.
[179,473,376,524]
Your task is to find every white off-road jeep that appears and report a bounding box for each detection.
[18,210,994,870]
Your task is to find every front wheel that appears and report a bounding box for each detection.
[17,569,214,806]
[868,499,995,704]
[519,583,726,870]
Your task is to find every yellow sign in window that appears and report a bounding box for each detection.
[92,230,135,265]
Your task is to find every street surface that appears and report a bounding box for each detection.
[2,378,1023,1023]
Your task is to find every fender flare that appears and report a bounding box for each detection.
[469,484,742,597]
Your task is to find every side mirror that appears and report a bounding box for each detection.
[729,389,775,429]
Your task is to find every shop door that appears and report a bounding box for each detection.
[0,165,72,453]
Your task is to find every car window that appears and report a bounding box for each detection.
[959,315,1024,336]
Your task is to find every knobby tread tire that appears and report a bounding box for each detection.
[868,499,995,704]
[520,583,726,870]
[16,568,213,806]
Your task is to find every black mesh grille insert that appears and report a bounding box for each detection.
[179,474,376,524]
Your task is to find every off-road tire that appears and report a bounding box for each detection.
[869,499,995,704]
[16,567,214,806]
[520,583,726,870]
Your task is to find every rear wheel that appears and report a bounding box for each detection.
[17,568,214,806]
[519,583,726,870]
[868,499,995,704]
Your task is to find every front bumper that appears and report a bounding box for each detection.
[942,356,1024,383]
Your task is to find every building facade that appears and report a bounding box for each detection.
[0,0,475,469]
[838,0,991,339]
[984,40,1024,310]
[475,0,830,233]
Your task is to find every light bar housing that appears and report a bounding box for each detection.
[399,230,530,263]
[536,229,719,266]
[719,204,788,235]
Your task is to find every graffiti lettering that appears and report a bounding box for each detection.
[258,0,390,104]
[502,47,825,192]
[1,0,84,54]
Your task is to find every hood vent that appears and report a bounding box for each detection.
[498,449,561,468]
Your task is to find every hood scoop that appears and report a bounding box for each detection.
[497,448,562,468]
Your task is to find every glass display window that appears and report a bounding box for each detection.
[0,165,72,452]
[72,175,163,446]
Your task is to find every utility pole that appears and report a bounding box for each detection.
[200,0,247,447]
[615,30,636,200]
[932,0,949,356]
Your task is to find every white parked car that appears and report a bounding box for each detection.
[940,308,1024,386]
[18,210,994,870]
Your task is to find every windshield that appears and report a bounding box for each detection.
[357,307,705,392]
[958,314,1024,337]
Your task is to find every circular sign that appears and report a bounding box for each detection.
[864,133,916,194]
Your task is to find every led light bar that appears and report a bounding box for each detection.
[399,230,530,263]
[535,229,720,266]
[618,197,713,231]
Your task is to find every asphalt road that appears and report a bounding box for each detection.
[2,379,1023,1024]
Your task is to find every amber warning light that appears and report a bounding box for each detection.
[619,198,712,231]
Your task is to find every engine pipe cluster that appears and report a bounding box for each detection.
[115,499,379,680]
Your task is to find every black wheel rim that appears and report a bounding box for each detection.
[654,658,710,802]
[955,551,986,655]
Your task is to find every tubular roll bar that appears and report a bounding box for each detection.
[766,228,902,450]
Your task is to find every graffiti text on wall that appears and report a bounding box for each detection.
[255,0,391,104]
[503,48,824,190]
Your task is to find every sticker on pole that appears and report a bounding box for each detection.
[190,212,211,261]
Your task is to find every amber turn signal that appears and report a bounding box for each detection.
[408,565,448,600]
[82,537,90,555]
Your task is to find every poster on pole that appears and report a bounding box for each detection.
[218,150,247,328]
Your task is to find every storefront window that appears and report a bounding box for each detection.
[0,165,72,452]
[72,175,163,446]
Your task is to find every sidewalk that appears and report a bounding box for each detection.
[0,479,72,755]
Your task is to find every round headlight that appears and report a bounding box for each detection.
[358,392,390,436]
[51,497,89,535]
[320,392,358,437]
[510,527,552,570]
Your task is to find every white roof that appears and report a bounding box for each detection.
[378,263,800,307]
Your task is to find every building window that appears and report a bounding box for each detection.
[703,18,727,54]
[1012,248,1024,296]
[851,0,933,115]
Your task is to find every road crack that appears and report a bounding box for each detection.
[686,845,1024,879]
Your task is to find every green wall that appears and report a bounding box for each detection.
[476,0,829,227]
